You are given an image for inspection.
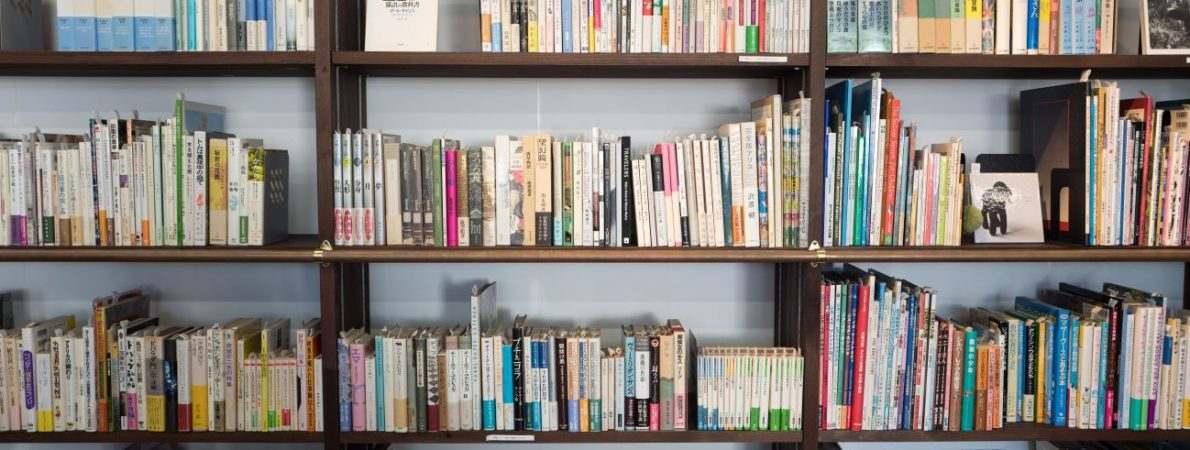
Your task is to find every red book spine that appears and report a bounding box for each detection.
[445,150,458,247]
[881,98,901,245]
[756,0,764,52]
[848,282,870,430]
[820,282,830,429]
[177,404,190,432]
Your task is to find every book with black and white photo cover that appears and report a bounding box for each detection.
[969,172,1045,243]
[365,0,440,51]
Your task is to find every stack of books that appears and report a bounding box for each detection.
[0,289,323,433]
[826,0,1118,54]
[0,94,289,247]
[56,0,316,52]
[824,75,964,247]
[695,346,805,431]
[333,94,813,248]
[480,0,811,53]
[821,264,1190,432]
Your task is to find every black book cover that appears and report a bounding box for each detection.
[620,137,636,246]
[400,145,416,245]
[420,146,435,246]
[599,142,610,247]
[932,319,949,430]
[648,333,660,422]
[511,316,526,430]
[468,147,484,246]
[555,335,568,431]
[518,0,528,52]
[1019,82,1090,244]
[163,335,178,432]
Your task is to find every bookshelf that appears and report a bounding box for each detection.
[0,0,1187,448]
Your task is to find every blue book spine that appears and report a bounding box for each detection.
[720,139,733,246]
[1026,0,1039,51]
[58,12,76,51]
[135,15,156,51]
[623,333,635,422]
[113,13,135,51]
[75,16,98,51]
[531,340,542,431]
[1097,322,1108,429]
[375,336,385,430]
[97,14,114,51]
[901,293,918,429]
[1117,121,1128,243]
[265,0,274,50]
[696,358,705,430]
[561,0,572,52]
[1044,313,1055,423]
[501,344,514,426]
[155,11,174,51]
[187,0,197,50]
[843,284,856,411]
[1060,0,1072,53]
[338,337,351,431]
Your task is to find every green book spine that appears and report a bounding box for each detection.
[961,327,977,431]
[590,399,601,431]
[746,26,759,52]
[562,142,573,246]
[853,134,867,245]
[431,139,444,247]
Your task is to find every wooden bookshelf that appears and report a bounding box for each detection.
[324,246,818,263]
[332,51,809,78]
[0,235,320,262]
[0,431,324,443]
[820,423,1190,442]
[0,51,316,77]
[822,244,1190,262]
[825,54,1190,79]
[342,430,804,443]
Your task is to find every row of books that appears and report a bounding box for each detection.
[0,289,324,433]
[826,0,1118,54]
[478,0,811,53]
[823,75,964,247]
[0,94,290,247]
[821,265,1187,431]
[332,95,812,248]
[55,0,315,52]
[695,347,804,431]
[1020,81,1189,247]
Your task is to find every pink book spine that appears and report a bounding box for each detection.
[649,402,660,430]
[128,391,138,430]
[350,343,366,431]
[923,154,936,245]
[445,150,459,247]
[666,143,681,246]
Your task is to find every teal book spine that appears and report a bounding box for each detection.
[375,335,385,430]
[960,327,977,431]
[827,0,859,51]
[562,142,574,246]
[857,0,894,52]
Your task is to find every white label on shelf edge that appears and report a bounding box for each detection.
[738,55,789,63]
[487,434,536,442]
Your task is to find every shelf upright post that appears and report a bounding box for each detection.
[799,0,828,442]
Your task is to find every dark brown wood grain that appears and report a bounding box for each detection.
[341,431,804,443]
[0,51,314,77]
[333,51,809,78]
[820,423,1190,442]
[824,245,1190,262]
[0,235,319,262]
[324,246,818,262]
[0,431,323,443]
[826,54,1190,79]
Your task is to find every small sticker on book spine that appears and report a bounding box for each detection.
[486,434,536,441]
[738,55,789,63]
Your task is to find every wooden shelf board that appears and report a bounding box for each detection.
[0,51,315,77]
[825,54,1190,79]
[333,51,809,77]
[325,246,816,262]
[341,430,803,443]
[0,431,324,443]
[820,423,1190,442]
[823,244,1190,262]
[0,234,321,262]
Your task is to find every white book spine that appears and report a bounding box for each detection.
[495,136,511,246]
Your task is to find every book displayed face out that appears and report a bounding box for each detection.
[969,172,1045,244]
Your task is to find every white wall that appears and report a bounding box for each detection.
[1,72,1187,450]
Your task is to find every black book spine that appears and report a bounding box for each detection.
[649,334,660,426]
[401,147,414,245]
[420,147,435,246]
[556,337,568,431]
[164,337,177,432]
[932,321,949,430]
[511,326,525,430]
[620,137,636,247]
[468,147,484,246]
[518,0,528,52]
[602,142,611,247]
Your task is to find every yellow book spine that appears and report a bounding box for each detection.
[38,411,53,432]
[1036,321,1046,423]
[192,385,209,430]
[147,396,165,432]
[580,399,590,431]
